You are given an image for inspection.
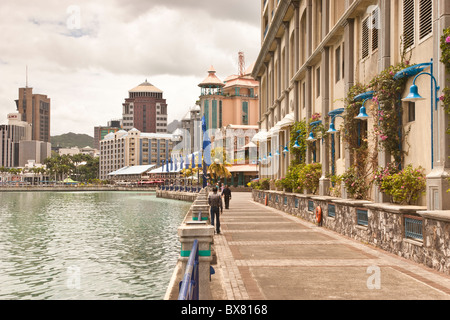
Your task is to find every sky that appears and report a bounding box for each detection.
[0,0,261,136]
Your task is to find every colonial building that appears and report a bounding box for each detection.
[252,0,449,210]
[122,80,168,133]
[198,54,259,132]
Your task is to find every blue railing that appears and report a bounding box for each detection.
[405,217,423,241]
[178,239,199,300]
[357,209,369,226]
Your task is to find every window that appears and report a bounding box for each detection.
[372,6,379,52]
[316,67,320,98]
[242,102,249,125]
[408,102,415,122]
[362,17,370,59]
[419,0,432,40]
[403,0,415,49]
[335,46,341,82]
[204,100,209,130]
[212,100,217,129]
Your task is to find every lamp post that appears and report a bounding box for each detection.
[398,59,440,169]
[306,120,322,162]
[327,108,345,176]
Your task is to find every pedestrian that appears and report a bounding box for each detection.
[221,185,232,209]
[208,187,223,234]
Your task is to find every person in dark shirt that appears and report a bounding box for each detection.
[208,187,223,234]
[221,185,232,209]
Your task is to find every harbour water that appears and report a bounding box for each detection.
[0,191,191,300]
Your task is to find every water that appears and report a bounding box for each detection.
[0,191,191,300]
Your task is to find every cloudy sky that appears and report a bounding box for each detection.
[0,0,261,136]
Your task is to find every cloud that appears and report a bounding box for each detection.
[0,0,261,137]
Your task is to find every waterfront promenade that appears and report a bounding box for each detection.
[209,192,450,300]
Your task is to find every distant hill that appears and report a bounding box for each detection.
[51,132,94,149]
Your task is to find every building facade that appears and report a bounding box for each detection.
[0,113,32,167]
[99,128,178,180]
[252,0,450,210]
[198,61,259,132]
[15,87,51,142]
[122,80,168,133]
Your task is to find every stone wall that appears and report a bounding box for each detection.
[156,189,198,202]
[252,189,450,275]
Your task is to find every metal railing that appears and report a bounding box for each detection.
[357,209,369,226]
[405,217,423,241]
[178,239,199,300]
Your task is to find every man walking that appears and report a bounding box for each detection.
[208,187,223,234]
[221,185,232,209]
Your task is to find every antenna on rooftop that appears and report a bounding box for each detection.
[238,51,245,76]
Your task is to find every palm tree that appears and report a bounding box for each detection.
[208,158,231,184]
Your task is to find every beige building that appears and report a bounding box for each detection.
[198,57,259,131]
[99,128,179,180]
[252,0,449,210]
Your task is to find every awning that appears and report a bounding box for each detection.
[275,113,295,129]
[251,130,269,142]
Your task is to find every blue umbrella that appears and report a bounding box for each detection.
[166,158,169,172]
[191,153,195,169]
[170,157,173,172]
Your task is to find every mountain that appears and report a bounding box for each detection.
[51,132,94,149]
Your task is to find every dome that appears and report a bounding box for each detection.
[198,66,225,88]
[129,80,163,93]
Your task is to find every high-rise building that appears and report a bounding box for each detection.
[0,113,32,167]
[122,80,168,133]
[15,87,51,142]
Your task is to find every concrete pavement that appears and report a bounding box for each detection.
[209,192,450,300]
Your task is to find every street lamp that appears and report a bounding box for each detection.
[327,108,345,176]
[306,120,322,141]
[397,59,439,169]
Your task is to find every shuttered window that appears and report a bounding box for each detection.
[403,0,415,49]
[362,17,370,59]
[242,102,249,125]
[212,100,217,129]
[204,100,209,130]
[372,6,379,52]
[419,0,432,40]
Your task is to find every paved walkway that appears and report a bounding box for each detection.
[210,192,450,300]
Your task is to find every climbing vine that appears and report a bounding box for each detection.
[369,61,411,165]
[440,27,450,133]
[289,120,307,165]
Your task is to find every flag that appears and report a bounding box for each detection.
[202,116,211,166]
[185,154,189,169]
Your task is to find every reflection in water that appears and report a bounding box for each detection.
[0,192,191,300]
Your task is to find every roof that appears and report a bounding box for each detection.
[223,76,259,89]
[108,165,155,176]
[129,80,163,93]
[227,164,259,173]
[198,66,225,88]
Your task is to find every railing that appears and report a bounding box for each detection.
[178,239,199,300]
[405,217,423,241]
[160,185,200,193]
[357,209,369,226]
